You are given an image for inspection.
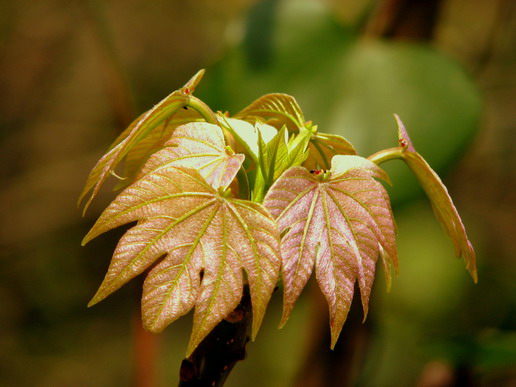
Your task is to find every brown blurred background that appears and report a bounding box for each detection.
[0,0,515,386]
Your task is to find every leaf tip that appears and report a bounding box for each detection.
[329,329,340,351]
[361,308,369,324]
[464,242,478,283]
[393,114,415,153]
[471,268,478,284]
[186,335,202,359]
[183,69,206,95]
[87,296,100,308]
[81,231,95,246]
[278,308,292,330]
[78,195,93,217]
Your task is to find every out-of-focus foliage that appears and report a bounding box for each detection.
[0,0,514,386]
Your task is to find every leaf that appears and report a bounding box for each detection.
[259,126,310,183]
[263,156,397,348]
[304,132,357,170]
[235,93,305,131]
[83,166,281,356]
[394,115,477,282]
[220,118,277,162]
[138,122,245,190]
[78,70,206,213]
[252,127,310,202]
[115,109,205,190]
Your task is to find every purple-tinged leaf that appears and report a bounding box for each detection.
[394,115,477,282]
[83,166,281,356]
[263,156,397,348]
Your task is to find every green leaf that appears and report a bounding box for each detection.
[262,126,310,182]
[220,118,277,162]
[84,165,281,356]
[235,93,306,131]
[263,156,397,348]
[394,115,477,282]
[78,70,208,213]
[253,127,310,202]
[285,129,311,173]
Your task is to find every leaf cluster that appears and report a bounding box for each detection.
[80,71,476,355]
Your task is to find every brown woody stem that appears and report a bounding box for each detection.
[178,286,252,387]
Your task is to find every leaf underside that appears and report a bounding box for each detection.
[235,93,306,131]
[395,115,477,282]
[264,156,397,347]
[83,130,280,355]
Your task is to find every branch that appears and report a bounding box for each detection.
[178,286,252,387]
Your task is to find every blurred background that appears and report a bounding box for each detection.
[0,0,515,386]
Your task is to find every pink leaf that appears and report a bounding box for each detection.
[264,156,397,348]
[139,122,245,189]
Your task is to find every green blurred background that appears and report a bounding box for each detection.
[0,0,515,386]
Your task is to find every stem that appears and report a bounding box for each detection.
[186,95,219,126]
[367,147,404,165]
[178,287,252,387]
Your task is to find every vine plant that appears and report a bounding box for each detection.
[79,70,477,385]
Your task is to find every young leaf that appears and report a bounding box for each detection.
[83,166,281,356]
[394,115,477,282]
[115,109,204,189]
[78,70,208,213]
[305,132,357,170]
[260,127,310,183]
[220,118,277,162]
[138,122,245,190]
[235,93,305,131]
[253,127,310,202]
[263,156,397,348]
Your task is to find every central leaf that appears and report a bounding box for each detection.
[264,156,398,347]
